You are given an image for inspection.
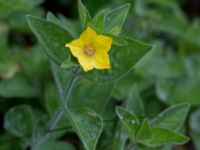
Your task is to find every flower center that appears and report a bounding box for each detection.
[83,45,95,57]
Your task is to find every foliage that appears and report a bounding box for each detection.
[0,0,200,150]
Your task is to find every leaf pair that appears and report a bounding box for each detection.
[78,0,130,35]
[116,103,190,148]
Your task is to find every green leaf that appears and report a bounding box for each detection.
[142,7,187,36]
[60,56,79,69]
[51,62,71,99]
[126,85,145,117]
[85,38,152,82]
[111,84,144,150]
[190,108,200,150]
[0,75,38,98]
[44,82,60,116]
[105,3,131,35]
[27,15,73,65]
[0,133,21,150]
[63,106,103,150]
[4,105,34,137]
[135,44,185,78]
[112,70,151,99]
[104,33,128,46]
[0,0,43,18]
[116,106,140,142]
[37,141,76,150]
[190,108,200,134]
[151,103,190,130]
[136,118,151,141]
[18,45,49,81]
[155,79,174,102]
[46,12,61,26]
[0,22,8,48]
[68,77,113,113]
[147,0,178,8]
[78,0,91,29]
[137,127,189,147]
[89,9,109,33]
[46,12,79,38]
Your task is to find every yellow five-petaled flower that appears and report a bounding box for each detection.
[65,27,112,72]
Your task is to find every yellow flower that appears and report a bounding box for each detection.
[65,27,112,72]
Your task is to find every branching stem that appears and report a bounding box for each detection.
[43,67,79,141]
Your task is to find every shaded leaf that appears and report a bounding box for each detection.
[0,75,38,98]
[37,141,75,150]
[126,85,145,117]
[4,105,34,137]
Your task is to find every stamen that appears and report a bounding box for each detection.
[83,45,95,57]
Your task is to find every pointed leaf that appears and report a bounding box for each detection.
[86,38,152,82]
[89,9,109,33]
[27,15,73,65]
[116,106,140,142]
[151,103,190,130]
[63,106,103,150]
[46,12,78,38]
[137,127,189,147]
[68,77,113,113]
[104,33,128,46]
[136,118,151,141]
[78,0,91,29]
[105,3,130,35]
[126,85,145,117]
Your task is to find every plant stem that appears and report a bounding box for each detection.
[44,68,79,141]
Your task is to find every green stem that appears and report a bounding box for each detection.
[44,68,79,141]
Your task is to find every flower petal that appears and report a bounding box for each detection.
[78,55,94,72]
[66,39,84,57]
[94,35,112,53]
[93,53,111,69]
[80,27,97,45]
